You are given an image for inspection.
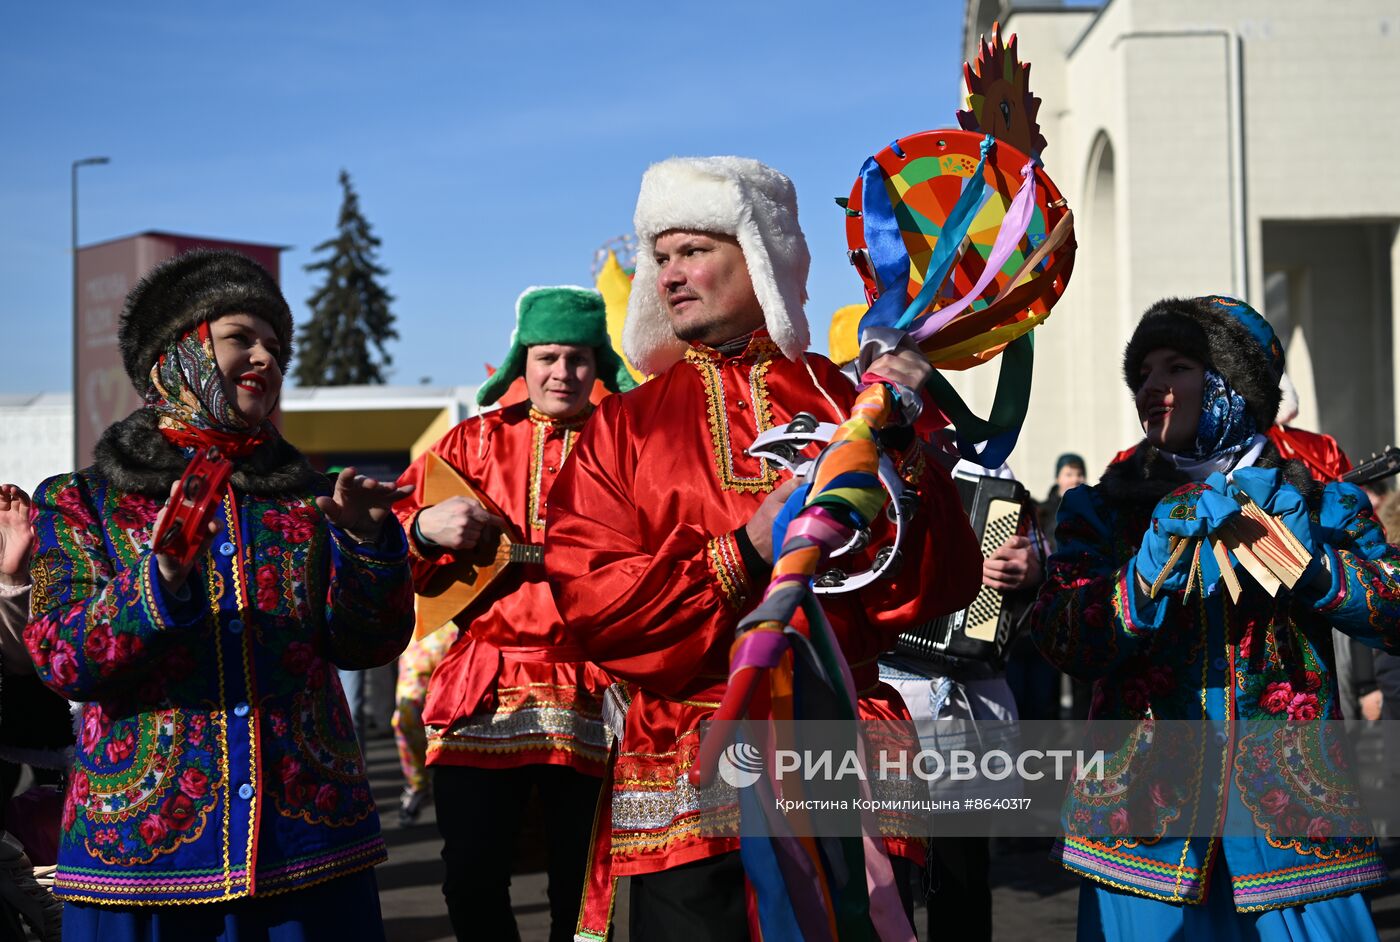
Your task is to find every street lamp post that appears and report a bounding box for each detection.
[71,156,109,467]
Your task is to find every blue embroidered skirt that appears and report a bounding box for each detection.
[1077,862,1378,942]
[61,869,385,942]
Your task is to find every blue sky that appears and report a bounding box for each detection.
[0,2,965,393]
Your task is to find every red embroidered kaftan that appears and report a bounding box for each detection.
[545,335,982,875]
[396,402,609,774]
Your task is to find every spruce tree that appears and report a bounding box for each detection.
[295,170,398,385]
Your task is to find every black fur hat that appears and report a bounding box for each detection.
[118,249,293,391]
[1122,296,1284,429]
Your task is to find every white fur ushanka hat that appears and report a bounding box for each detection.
[623,156,812,375]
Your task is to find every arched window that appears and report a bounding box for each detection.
[1079,131,1130,444]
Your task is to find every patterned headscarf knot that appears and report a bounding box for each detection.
[1187,367,1257,461]
[146,321,272,458]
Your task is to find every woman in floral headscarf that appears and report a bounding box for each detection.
[23,250,414,941]
[1032,296,1400,941]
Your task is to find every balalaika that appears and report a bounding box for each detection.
[895,473,1032,666]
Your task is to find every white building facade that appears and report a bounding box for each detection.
[0,393,75,495]
[955,0,1400,494]
[0,385,479,497]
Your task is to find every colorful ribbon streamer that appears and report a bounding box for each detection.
[692,383,916,942]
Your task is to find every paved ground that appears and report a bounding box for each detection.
[367,735,1400,941]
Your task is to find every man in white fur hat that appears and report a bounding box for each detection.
[545,156,983,938]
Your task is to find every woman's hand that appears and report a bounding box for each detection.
[1135,481,1240,596]
[152,478,219,595]
[0,484,33,588]
[316,468,415,545]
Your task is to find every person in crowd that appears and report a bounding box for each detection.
[1033,453,1093,720]
[1266,371,1380,728]
[881,443,1044,942]
[394,286,631,942]
[832,308,1043,942]
[544,156,983,940]
[24,249,414,940]
[1036,453,1086,550]
[389,621,458,826]
[0,483,67,941]
[1032,295,1398,940]
[1371,494,1400,726]
[1265,372,1353,483]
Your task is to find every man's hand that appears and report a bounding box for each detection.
[982,535,1043,593]
[316,468,415,545]
[1361,689,1383,722]
[744,477,804,566]
[415,495,507,552]
[0,484,33,588]
[863,349,932,392]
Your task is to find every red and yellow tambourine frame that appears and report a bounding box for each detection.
[151,445,234,566]
[844,129,1075,370]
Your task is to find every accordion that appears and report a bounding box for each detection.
[895,473,1032,666]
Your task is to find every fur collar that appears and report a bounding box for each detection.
[1097,439,1320,520]
[93,408,323,498]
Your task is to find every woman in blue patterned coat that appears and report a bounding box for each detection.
[1032,296,1400,941]
[23,250,415,941]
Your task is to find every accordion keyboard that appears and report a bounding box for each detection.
[964,498,1022,642]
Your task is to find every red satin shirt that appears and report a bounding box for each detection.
[545,334,982,875]
[395,401,609,774]
[1266,425,1352,482]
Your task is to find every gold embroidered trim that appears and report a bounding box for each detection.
[227,497,263,891]
[29,549,57,619]
[686,342,780,494]
[53,844,386,905]
[706,532,751,611]
[204,518,235,896]
[406,510,438,562]
[1070,865,1206,905]
[527,408,586,531]
[608,814,731,855]
[1233,877,1387,913]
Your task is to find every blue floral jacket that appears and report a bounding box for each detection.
[1031,444,1400,911]
[24,467,414,906]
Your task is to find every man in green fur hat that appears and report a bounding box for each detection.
[393,286,632,942]
[475,284,635,410]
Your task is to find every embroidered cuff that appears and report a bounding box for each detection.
[1118,559,1168,637]
[408,512,449,563]
[331,519,408,563]
[707,531,754,612]
[140,553,204,631]
[732,526,771,585]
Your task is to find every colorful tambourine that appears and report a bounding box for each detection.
[843,129,1074,370]
[151,445,234,567]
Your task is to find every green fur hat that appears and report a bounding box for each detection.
[476,285,636,406]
